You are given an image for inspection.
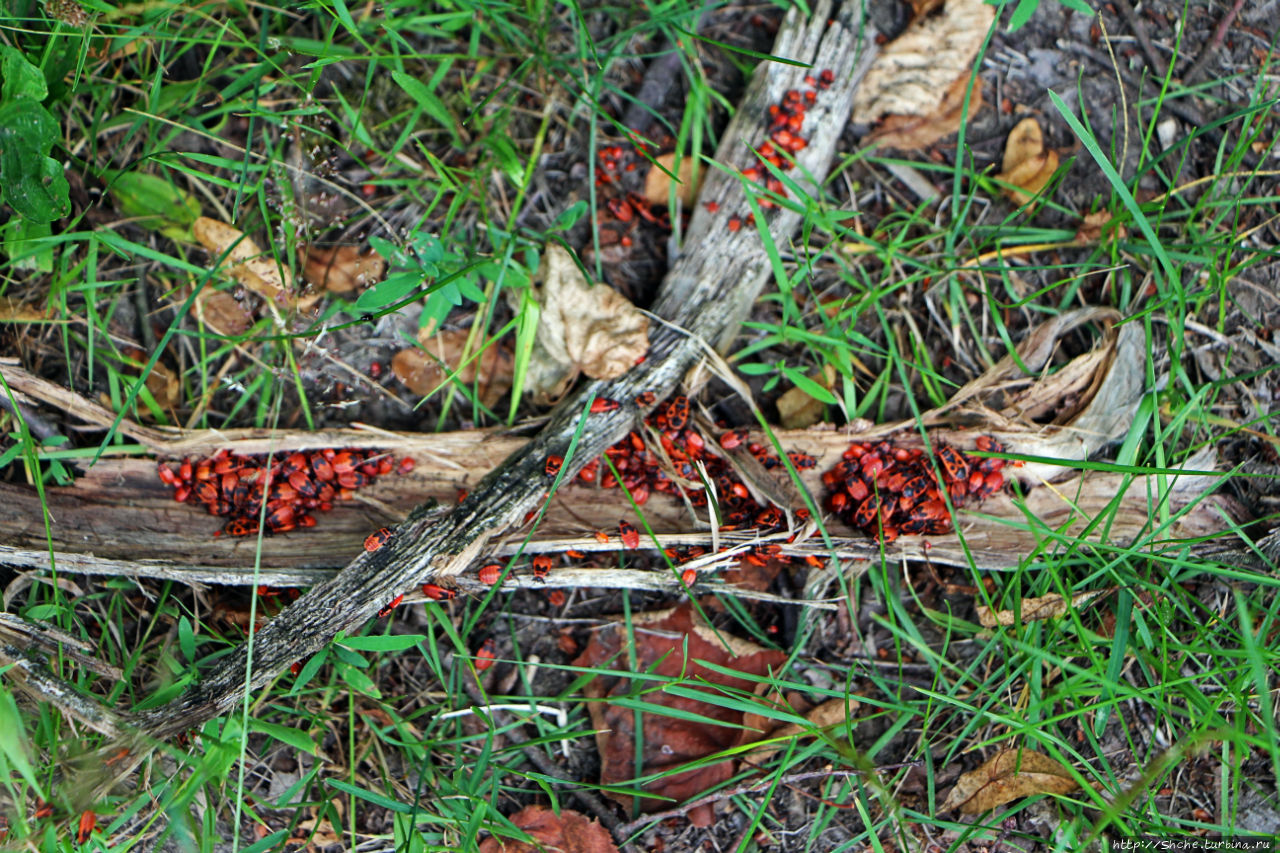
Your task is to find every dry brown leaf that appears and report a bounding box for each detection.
[852,0,993,150]
[776,364,835,429]
[740,697,858,764]
[301,245,386,294]
[534,245,649,383]
[868,71,984,151]
[477,806,619,853]
[1072,211,1127,245]
[573,603,787,822]
[995,117,1060,206]
[643,152,701,208]
[193,217,321,313]
[391,329,514,408]
[940,748,1079,814]
[976,588,1112,628]
[143,361,180,412]
[194,290,254,336]
[0,297,51,323]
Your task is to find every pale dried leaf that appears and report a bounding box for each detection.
[867,70,983,151]
[477,806,619,853]
[777,365,835,429]
[392,329,514,407]
[535,245,649,381]
[643,153,701,207]
[301,245,386,294]
[852,0,993,138]
[995,117,1059,205]
[193,217,321,312]
[976,588,1112,628]
[940,748,1079,814]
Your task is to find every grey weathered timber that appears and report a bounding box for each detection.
[123,0,878,738]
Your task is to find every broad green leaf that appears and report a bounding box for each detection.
[391,71,458,144]
[109,170,202,241]
[339,634,425,651]
[0,46,47,101]
[249,719,318,755]
[178,615,196,663]
[354,270,421,312]
[1007,0,1040,31]
[339,663,380,697]
[2,216,53,272]
[0,99,70,222]
[0,687,41,793]
[782,365,837,404]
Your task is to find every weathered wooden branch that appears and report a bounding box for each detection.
[111,0,877,739]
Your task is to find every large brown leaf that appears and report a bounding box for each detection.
[477,806,618,853]
[573,604,788,825]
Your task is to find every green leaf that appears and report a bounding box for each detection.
[289,649,328,693]
[339,663,380,697]
[178,616,196,663]
[1007,0,1040,31]
[339,634,425,651]
[0,46,47,101]
[2,216,54,272]
[1056,0,1092,12]
[327,778,418,813]
[0,687,42,793]
[240,831,291,853]
[249,719,318,755]
[552,200,587,231]
[390,71,458,144]
[109,170,202,241]
[0,99,70,222]
[354,270,421,312]
[782,365,837,404]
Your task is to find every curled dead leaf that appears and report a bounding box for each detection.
[643,152,701,208]
[852,0,993,150]
[976,588,1112,628]
[301,245,386,294]
[940,748,1079,814]
[534,245,649,383]
[477,806,619,853]
[1073,210,1127,245]
[391,329,514,408]
[867,70,983,152]
[995,117,1060,206]
[193,217,321,314]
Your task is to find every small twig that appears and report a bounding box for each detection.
[1180,0,1248,85]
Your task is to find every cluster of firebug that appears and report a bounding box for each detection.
[724,68,835,226]
[821,435,1008,542]
[157,448,411,538]
[532,395,824,589]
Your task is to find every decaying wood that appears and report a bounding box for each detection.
[89,0,878,740]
